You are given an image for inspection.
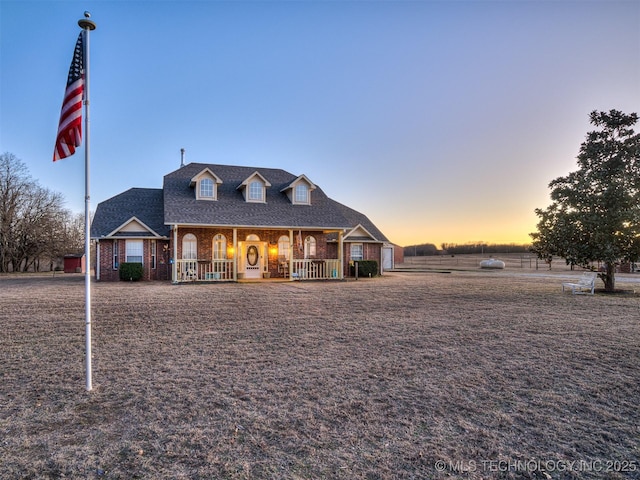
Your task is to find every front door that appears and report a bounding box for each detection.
[244,242,263,279]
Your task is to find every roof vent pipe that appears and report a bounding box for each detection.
[180,148,185,168]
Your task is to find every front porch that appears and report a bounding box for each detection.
[175,258,341,282]
[171,227,345,283]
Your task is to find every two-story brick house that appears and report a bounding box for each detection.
[91,162,395,282]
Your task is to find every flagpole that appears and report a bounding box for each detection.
[78,12,96,392]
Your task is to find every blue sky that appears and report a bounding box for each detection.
[1,0,639,247]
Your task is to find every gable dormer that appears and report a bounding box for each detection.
[280,174,316,205]
[237,171,271,203]
[189,168,223,200]
[343,223,378,242]
[107,216,163,238]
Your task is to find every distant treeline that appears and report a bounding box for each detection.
[404,243,532,256]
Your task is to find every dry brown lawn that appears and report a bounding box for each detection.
[1,269,639,479]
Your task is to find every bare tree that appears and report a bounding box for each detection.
[0,152,75,272]
[0,153,29,272]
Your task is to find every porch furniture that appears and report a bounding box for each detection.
[278,257,289,278]
[562,272,597,295]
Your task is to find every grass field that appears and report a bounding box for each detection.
[1,268,639,479]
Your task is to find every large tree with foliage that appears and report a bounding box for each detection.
[530,110,640,292]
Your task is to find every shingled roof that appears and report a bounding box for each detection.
[164,163,361,230]
[327,199,389,243]
[91,188,169,238]
[92,163,389,242]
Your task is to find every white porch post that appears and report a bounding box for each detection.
[289,229,294,281]
[338,230,344,279]
[172,224,178,283]
[233,228,237,281]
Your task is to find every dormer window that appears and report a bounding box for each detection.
[281,174,316,205]
[294,184,309,204]
[200,178,214,198]
[248,181,264,202]
[190,168,222,201]
[238,171,271,203]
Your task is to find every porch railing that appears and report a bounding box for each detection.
[176,259,234,282]
[291,259,340,280]
[175,258,341,282]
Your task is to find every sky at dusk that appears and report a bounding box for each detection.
[1,0,639,248]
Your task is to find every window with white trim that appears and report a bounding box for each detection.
[182,233,197,259]
[278,235,290,260]
[151,240,157,269]
[248,181,264,202]
[113,241,119,269]
[213,234,226,260]
[304,236,316,258]
[350,243,363,261]
[200,178,214,198]
[126,239,143,264]
[294,184,309,204]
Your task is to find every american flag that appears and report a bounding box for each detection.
[53,32,84,161]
